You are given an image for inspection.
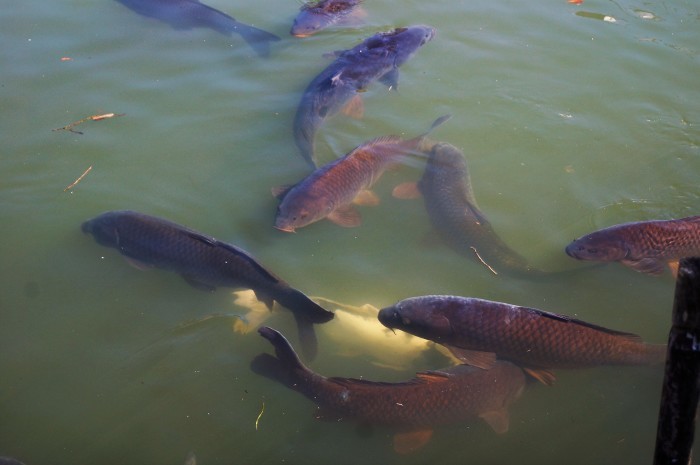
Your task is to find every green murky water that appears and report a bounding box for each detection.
[1,0,699,463]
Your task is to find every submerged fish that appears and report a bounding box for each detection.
[566,216,700,275]
[114,0,280,57]
[251,326,526,453]
[291,0,364,37]
[293,25,435,168]
[81,210,333,359]
[275,115,449,232]
[393,142,542,277]
[378,295,666,385]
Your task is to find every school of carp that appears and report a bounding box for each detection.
[73,0,700,458]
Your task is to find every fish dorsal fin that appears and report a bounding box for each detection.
[379,67,399,90]
[621,257,667,275]
[516,305,645,341]
[212,242,283,285]
[352,189,380,206]
[271,185,294,199]
[392,182,421,199]
[327,205,361,227]
[479,408,510,434]
[393,429,433,454]
[445,345,496,370]
[341,94,364,119]
[186,231,217,247]
[523,367,557,386]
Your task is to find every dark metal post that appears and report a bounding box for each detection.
[654,258,700,465]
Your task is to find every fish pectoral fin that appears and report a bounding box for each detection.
[353,190,380,206]
[253,290,276,310]
[125,257,153,271]
[445,346,497,370]
[327,205,362,227]
[523,367,556,386]
[182,275,216,292]
[379,68,400,90]
[479,408,510,434]
[620,258,667,275]
[341,94,364,119]
[391,182,421,199]
[415,370,452,383]
[393,429,433,455]
[271,184,294,199]
[668,260,680,278]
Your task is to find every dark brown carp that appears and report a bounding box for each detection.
[378,295,666,385]
[81,210,333,359]
[293,25,435,168]
[393,142,542,277]
[114,0,280,57]
[291,0,364,37]
[566,216,700,275]
[275,115,449,232]
[251,326,526,453]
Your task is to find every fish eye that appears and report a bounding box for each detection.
[587,248,598,254]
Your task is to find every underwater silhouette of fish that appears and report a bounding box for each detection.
[251,326,526,454]
[114,0,280,57]
[293,25,435,168]
[378,295,666,385]
[274,115,449,232]
[393,142,543,277]
[81,210,333,359]
[566,216,700,276]
[291,0,365,37]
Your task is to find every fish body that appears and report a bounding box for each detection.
[566,216,700,275]
[378,295,665,383]
[291,0,363,37]
[81,210,333,359]
[293,25,435,168]
[114,0,280,57]
[416,142,541,276]
[252,326,525,452]
[276,116,448,232]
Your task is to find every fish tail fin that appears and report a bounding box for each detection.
[276,288,334,360]
[250,326,308,388]
[232,22,282,58]
[645,343,668,365]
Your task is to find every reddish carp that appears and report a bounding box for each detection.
[81,210,333,359]
[378,295,666,385]
[291,0,364,37]
[566,216,700,275]
[251,326,526,454]
[275,116,449,232]
[293,25,435,168]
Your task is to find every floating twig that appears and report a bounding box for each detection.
[255,402,265,431]
[470,246,498,275]
[53,112,125,134]
[63,165,93,192]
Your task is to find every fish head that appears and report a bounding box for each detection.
[81,211,122,248]
[290,9,332,37]
[565,232,629,262]
[275,191,333,232]
[378,295,454,342]
[380,25,436,67]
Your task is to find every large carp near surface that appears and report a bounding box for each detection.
[252,326,526,454]
[81,210,333,359]
[379,295,665,385]
[292,25,435,168]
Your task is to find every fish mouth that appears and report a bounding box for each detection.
[274,225,296,233]
[80,220,92,234]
